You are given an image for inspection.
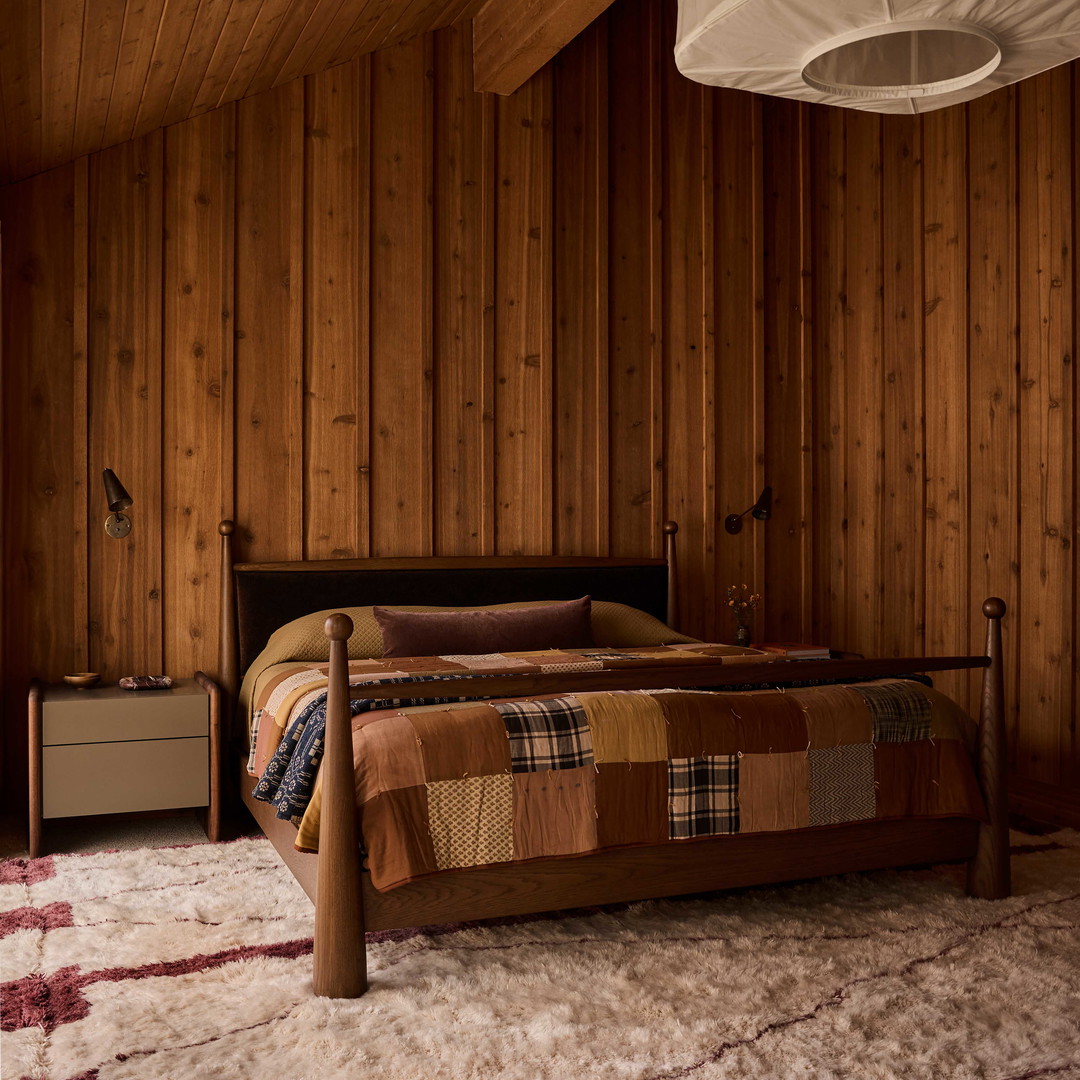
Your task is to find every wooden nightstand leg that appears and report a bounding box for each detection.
[196,671,222,842]
[28,682,43,858]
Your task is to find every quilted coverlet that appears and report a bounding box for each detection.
[247,646,986,891]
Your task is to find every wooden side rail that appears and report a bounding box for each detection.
[345,654,991,703]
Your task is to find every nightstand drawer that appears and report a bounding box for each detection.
[42,680,207,745]
[42,737,209,818]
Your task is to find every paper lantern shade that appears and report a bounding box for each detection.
[675,0,1080,113]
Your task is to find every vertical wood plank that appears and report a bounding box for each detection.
[761,98,812,643]
[1,191,4,786]
[87,133,164,678]
[1017,69,1074,785]
[881,116,924,658]
[841,110,885,658]
[304,60,370,560]
[607,0,662,560]
[660,8,714,639]
[234,82,305,563]
[553,20,608,557]
[494,69,553,556]
[809,106,848,652]
[369,38,433,557]
[0,164,77,801]
[432,25,495,556]
[922,105,970,707]
[1073,64,1080,791]
[714,89,764,646]
[966,87,1020,763]
[73,157,90,672]
[163,106,235,678]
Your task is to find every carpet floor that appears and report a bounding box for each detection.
[1,829,1078,1080]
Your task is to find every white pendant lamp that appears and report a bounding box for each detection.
[675,0,1080,113]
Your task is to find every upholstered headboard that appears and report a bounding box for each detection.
[218,522,679,696]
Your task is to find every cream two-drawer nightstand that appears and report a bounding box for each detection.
[28,674,220,857]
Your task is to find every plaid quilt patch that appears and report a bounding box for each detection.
[855,681,932,742]
[668,755,740,839]
[495,696,594,773]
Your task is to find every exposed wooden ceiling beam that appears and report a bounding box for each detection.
[471,0,617,96]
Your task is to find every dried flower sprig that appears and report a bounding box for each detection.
[726,584,761,628]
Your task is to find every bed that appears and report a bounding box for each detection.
[210,519,1010,998]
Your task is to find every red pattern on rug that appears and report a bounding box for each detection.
[0,939,313,1033]
[0,901,73,938]
[0,856,56,885]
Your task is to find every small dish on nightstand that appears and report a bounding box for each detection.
[63,672,101,689]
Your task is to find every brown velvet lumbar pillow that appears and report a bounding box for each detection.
[374,597,594,658]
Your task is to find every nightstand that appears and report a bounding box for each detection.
[28,673,220,857]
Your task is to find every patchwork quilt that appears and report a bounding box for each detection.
[247,646,986,891]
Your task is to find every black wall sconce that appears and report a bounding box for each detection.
[103,468,133,539]
[724,486,771,535]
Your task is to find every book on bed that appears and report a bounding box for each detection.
[754,642,831,659]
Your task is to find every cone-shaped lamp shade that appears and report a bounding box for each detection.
[103,468,132,512]
[724,486,772,534]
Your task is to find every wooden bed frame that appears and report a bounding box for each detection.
[215,519,1010,999]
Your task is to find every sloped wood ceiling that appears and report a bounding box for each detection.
[0,0,490,184]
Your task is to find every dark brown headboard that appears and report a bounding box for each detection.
[218,522,679,699]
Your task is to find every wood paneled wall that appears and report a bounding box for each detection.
[2,1,1078,823]
[808,72,1079,824]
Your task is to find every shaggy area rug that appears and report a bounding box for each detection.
[2,831,1078,1080]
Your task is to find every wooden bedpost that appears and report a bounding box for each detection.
[966,597,1010,900]
[219,521,239,703]
[313,613,368,997]
[663,521,679,630]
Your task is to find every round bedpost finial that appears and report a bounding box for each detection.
[982,597,1006,620]
[663,520,679,536]
[325,613,354,641]
[219,520,235,536]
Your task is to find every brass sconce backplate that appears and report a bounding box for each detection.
[104,512,132,539]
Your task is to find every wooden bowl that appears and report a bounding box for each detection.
[63,672,101,689]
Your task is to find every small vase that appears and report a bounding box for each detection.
[735,625,752,648]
